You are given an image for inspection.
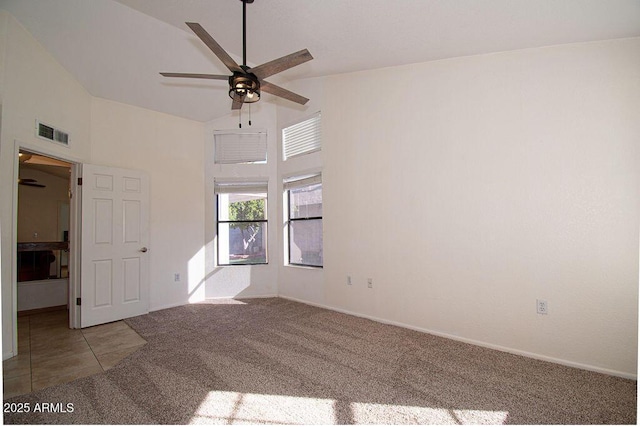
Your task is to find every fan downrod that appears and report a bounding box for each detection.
[240,0,254,66]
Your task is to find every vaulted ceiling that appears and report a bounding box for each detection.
[3,0,639,122]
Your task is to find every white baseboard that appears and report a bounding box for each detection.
[279,295,637,380]
[3,351,16,361]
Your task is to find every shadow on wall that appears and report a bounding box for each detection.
[189,240,260,301]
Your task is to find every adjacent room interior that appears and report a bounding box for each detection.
[16,151,71,316]
[0,0,638,424]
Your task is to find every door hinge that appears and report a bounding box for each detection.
[76,297,81,306]
[77,177,83,186]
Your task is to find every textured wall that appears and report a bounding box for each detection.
[260,38,640,377]
[0,12,92,358]
[318,38,639,376]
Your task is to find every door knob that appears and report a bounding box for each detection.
[140,247,148,253]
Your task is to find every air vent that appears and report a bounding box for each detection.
[36,121,69,146]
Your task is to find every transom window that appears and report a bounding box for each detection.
[282,112,321,160]
[214,131,267,164]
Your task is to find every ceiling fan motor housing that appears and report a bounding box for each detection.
[229,72,260,103]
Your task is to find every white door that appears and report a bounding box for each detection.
[80,164,150,328]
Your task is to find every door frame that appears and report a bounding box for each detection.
[10,140,82,355]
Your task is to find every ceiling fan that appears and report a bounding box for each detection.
[18,178,46,188]
[160,0,313,111]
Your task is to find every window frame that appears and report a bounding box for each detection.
[285,177,323,268]
[215,187,269,266]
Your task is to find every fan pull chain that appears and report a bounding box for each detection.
[237,105,253,128]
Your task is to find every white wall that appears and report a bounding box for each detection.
[1,12,207,357]
[204,103,279,299]
[0,11,92,358]
[90,97,206,311]
[276,78,326,303]
[311,38,639,377]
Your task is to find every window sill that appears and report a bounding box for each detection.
[217,263,269,267]
[285,264,323,271]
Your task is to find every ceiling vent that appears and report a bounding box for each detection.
[36,120,69,146]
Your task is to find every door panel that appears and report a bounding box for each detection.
[93,260,113,307]
[123,257,141,302]
[81,164,149,328]
[94,199,113,244]
[123,200,141,243]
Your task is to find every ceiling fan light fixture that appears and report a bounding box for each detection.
[229,73,260,103]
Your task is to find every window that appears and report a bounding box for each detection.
[216,182,268,265]
[214,131,267,164]
[285,175,322,267]
[283,112,321,160]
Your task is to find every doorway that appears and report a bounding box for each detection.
[11,147,150,357]
[16,150,73,321]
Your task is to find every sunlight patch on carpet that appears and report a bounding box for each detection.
[350,402,509,424]
[189,391,336,424]
[189,390,509,425]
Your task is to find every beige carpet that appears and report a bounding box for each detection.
[2,298,636,424]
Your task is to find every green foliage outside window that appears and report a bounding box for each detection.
[229,198,266,261]
[229,199,265,223]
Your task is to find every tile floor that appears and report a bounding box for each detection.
[3,309,146,399]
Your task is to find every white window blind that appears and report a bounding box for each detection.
[214,180,268,194]
[283,173,322,191]
[214,132,267,164]
[282,112,321,160]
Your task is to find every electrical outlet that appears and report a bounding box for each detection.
[174,273,181,282]
[367,278,373,289]
[536,299,548,315]
[347,276,352,286]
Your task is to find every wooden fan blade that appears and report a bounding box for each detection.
[231,93,245,110]
[18,179,45,188]
[260,81,309,105]
[186,22,243,74]
[249,49,313,80]
[160,72,229,80]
